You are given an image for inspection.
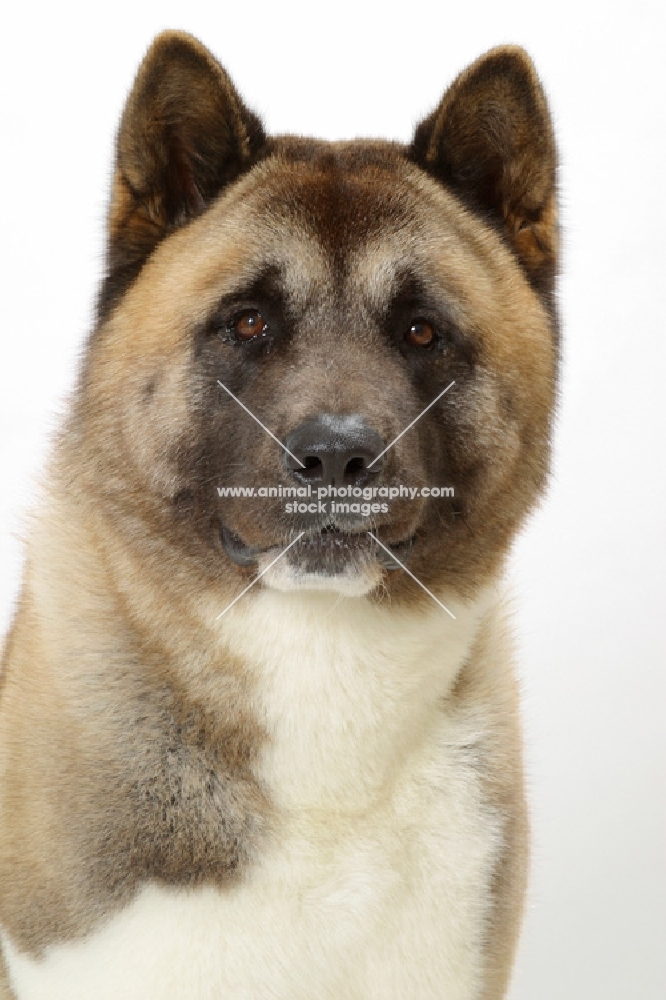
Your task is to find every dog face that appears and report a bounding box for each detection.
[79,32,557,604]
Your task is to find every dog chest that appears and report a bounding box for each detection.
[3,707,500,1000]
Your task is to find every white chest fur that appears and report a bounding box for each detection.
[3,589,504,1000]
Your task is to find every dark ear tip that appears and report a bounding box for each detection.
[470,44,537,68]
[142,29,211,62]
[131,31,236,97]
[453,44,545,97]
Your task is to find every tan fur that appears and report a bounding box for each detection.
[0,938,13,999]
[451,614,529,998]
[0,477,269,956]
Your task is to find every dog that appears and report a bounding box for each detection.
[0,31,558,999]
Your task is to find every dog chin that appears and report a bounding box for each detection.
[258,551,383,597]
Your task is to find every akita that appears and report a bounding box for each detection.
[0,32,558,999]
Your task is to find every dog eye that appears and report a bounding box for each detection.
[233,310,269,341]
[405,320,435,348]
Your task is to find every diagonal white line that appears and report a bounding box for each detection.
[216,533,305,620]
[217,380,305,468]
[367,381,455,469]
[368,532,456,619]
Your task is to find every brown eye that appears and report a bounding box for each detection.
[406,320,435,348]
[233,310,268,341]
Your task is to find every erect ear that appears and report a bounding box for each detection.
[99,31,265,320]
[410,46,558,296]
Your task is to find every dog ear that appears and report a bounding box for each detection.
[99,31,265,320]
[410,47,557,296]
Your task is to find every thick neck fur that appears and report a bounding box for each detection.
[216,589,495,814]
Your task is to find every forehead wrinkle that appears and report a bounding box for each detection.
[263,223,332,316]
[261,155,416,267]
[348,245,401,317]
[348,227,471,338]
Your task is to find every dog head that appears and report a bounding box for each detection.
[78,32,558,604]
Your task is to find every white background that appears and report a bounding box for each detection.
[1,2,664,997]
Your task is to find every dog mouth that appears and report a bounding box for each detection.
[219,521,414,573]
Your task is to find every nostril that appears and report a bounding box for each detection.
[344,456,367,482]
[298,456,324,481]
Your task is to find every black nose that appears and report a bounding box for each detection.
[283,414,385,487]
